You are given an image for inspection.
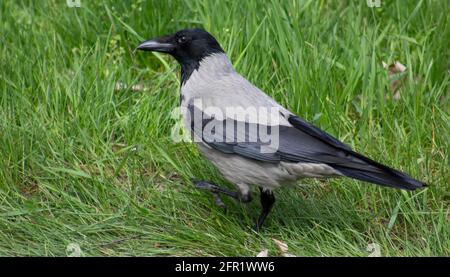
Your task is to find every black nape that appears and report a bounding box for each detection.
[171,29,225,84]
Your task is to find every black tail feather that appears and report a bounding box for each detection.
[287,115,426,190]
[333,151,427,190]
[335,165,426,190]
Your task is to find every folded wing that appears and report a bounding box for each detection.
[187,104,426,190]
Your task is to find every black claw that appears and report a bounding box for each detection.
[255,188,275,230]
[195,181,218,191]
[194,181,274,230]
[253,224,261,233]
[193,180,239,199]
[212,193,227,210]
[194,181,229,210]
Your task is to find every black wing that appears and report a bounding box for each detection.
[187,104,426,190]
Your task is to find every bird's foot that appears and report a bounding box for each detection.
[194,180,238,210]
[194,180,239,199]
[194,180,220,192]
[253,188,275,231]
[252,224,261,233]
[212,193,227,210]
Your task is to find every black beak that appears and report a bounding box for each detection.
[136,35,175,53]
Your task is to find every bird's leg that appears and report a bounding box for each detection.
[194,181,252,209]
[254,188,275,231]
[211,192,227,209]
[194,180,237,209]
[195,180,239,198]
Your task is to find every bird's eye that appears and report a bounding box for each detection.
[178,36,187,44]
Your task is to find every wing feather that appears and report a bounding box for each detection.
[187,104,426,190]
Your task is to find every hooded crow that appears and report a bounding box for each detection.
[137,28,427,230]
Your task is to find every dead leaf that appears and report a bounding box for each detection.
[131,83,146,91]
[115,82,149,92]
[272,238,297,257]
[382,61,407,100]
[111,143,126,153]
[366,243,381,257]
[272,238,288,253]
[393,90,402,100]
[115,82,126,91]
[256,249,269,257]
[383,61,406,74]
[20,178,39,198]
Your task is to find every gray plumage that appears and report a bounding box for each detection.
[181,53,424,198]
[181,54,340,192]
[137,28,426,229]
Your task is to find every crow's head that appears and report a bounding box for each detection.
[137,28,224,67]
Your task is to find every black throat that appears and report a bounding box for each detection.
[180,59,201,85]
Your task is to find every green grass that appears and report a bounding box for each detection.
[0,0,448,256]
